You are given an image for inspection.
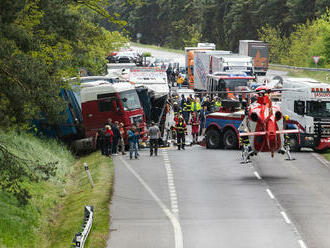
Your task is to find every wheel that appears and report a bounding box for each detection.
[206,129,221,149]
[223,129,238,149]
[289,136,300,152]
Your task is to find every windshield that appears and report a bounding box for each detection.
[223,79,250,91]
[119,90,141,111]
[307,101,330,118]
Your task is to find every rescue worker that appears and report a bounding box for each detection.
[176,74,184,89]
[214,97,222,111]
[173,102,181,116]
[183,97,191,123]
[190,97,201,113]
[175,115,187,150]
[190,112,200,144]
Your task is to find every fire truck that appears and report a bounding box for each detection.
[280,77,330,152]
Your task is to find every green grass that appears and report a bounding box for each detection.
[130,42,185,54]
[270,65,330,83]
[49,152,113,248]
[0,132,114,248]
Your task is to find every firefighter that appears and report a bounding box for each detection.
[175,115,187,150]
[173,102,181,116]
[183,97,191,123]
[190,112,200,144]
[190,97,201,113]
[240,135,252,163]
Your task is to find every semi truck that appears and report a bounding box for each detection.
[239,40,269,76]
[211,54,254,76]
[280,76,330,152]
[34,76,147,152]
[185,43,216,89]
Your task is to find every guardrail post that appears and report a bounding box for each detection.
[84,163,94,188]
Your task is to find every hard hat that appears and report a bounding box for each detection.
[284,115,290,121]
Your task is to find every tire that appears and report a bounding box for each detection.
[206,129,221,149]
[289,136,300,152]
[223,129,238,149]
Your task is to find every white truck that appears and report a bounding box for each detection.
[211,54,254,76]
[280,76,330,151]
[193,50,232,90]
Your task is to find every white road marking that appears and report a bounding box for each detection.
[254,171,262,180]
[280,211,292,224]
[312,153,329,168]
[266,188,275,199]
[298,240,308,248]
[119,157,183,248]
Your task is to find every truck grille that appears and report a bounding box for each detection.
[314,122,330,137]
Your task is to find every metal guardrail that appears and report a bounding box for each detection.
[71,205,94,248]
[270,63,330,72]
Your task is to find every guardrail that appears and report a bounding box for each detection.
[71,205,94,248]
[270,63,330,72]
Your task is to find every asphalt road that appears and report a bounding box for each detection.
[107,47,330,248]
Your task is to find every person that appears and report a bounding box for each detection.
[202,96,211,112]
[175,115,187,150]
[180,94,186,110]
[214,97,222,111]
[95,126,106,155]
[127,125,140,159]
[199,106,207,136]
[183,96,191,124]
[118,122,126,155]
[176,75,184,89]
[190,112,200,144]
[173,102,181,116]
[103,125,114,156]
[148,121,161,156]
[190,97,201,113]
[166,66,172,85]
[111,121,121,155]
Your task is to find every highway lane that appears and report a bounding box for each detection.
[108,145,330,248]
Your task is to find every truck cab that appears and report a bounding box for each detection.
[280,77,330,151]
[80,82,146,144]
[212,54,254,76]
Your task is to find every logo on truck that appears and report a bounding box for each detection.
[195,56,207,88]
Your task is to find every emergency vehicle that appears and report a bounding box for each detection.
[280,77,330,151]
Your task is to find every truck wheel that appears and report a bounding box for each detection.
[223,129,238,149]
[289,136,300,152]
[206,129,221,149]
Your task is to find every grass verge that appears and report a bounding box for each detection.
[49,152,113,248]
[270,65,330,83]
[130,42,184,54]
[0,132,113,248]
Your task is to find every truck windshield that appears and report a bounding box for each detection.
[307,101,330,118]
[119,90,141,111]
[223,79,249,90]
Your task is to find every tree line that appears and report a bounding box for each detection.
[110,0,330,67]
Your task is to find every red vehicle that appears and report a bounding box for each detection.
[80,81,146,145]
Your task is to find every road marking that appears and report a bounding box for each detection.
[254,171,262,180]
[298,240,308,248]
[280,211,292,224]
[266,188,275,199]
[119,157,183,248]
[312,153,329,168]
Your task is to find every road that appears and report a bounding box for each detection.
[107,47,330,248]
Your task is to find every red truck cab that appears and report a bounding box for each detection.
[80,82,146,144]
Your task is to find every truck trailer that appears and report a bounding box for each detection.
[239,40,269,76]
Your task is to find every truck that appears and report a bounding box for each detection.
[193,50,232,90]
[185,43,216,89]
[34,76,147,152]
[239,40,269,76]
[211,54,254,76]
[279,76,330,152]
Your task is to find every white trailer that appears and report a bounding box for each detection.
[280,76,330,151]
[193,50,232,90]
[211,54,254,76]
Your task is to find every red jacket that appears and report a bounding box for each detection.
[104,129,114,142]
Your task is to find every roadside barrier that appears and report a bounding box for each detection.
[270,63,330,72]
[71,205,94,248]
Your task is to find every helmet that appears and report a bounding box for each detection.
[284,115,290,121]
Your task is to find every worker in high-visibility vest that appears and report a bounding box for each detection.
[190,97,201,113]
[174,115,187,150]
[183,97,191,123]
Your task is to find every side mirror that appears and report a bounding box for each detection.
[122,97,127,102]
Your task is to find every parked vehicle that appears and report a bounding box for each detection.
[211,54,254,76]
[239,40,269,76]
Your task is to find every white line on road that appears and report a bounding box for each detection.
[280,211,292,224]
[298,240,308,248]
[266,188,275,199]
[312,153,329,168]
[119,157,183,248]
[254,171,262,180]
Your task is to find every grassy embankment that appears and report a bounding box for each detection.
[130,42,184,54]
[0,132,113,248]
